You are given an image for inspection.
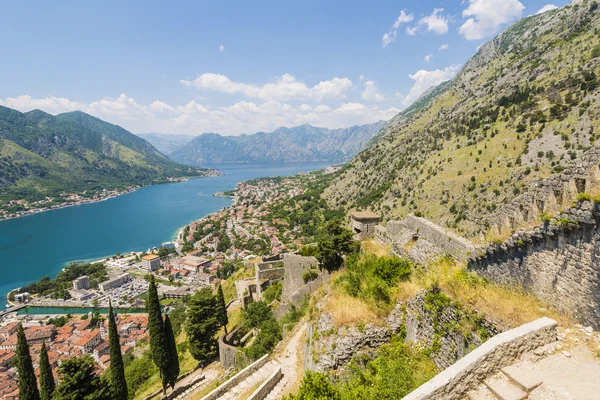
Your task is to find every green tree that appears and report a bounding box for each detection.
[168,307,186,338]
[39,341,55,400]
[146,275,169,393]
[164,315,180,390]
[215,283,229,334]
[316,219,358,272]
[284,372,341,400]
[107,302,128,400]
[53,356,105,400]
[186,288,220,364]
[15,324,40,400]
[242,301,282,360]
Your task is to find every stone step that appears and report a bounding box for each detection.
[485,379,527,400]
[468,391,490,400]
[501,366,543,393]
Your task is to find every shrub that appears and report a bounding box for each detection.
[262,282,283,303]
[576,193,592,202]
[302,270,319,284]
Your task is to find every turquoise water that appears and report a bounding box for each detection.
[18,306,146,315]
[0,162,330,307]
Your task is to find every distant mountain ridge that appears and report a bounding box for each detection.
[0,106,211,203]
[153,121,386,164]
[137,133,195,155]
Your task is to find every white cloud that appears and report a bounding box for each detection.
[180,73,353,101]
[0,95,84,115]
[420,8,450,35]
[219,45,225,52]
[382,31,397,47]
[406,26,419,36]
[401,65,461,107]
[424,54,433,62]
[406,8,450,36]
[361,81,385,102]
[459,0,524,40]
[439,44,449,51]
[0,94,399,135]
[382,9,414,47]
[537,4,558,14]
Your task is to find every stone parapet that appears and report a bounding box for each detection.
[247,368,282,400]
[469,200,600,329]
[199,354,270,400]
[402,317,557,400]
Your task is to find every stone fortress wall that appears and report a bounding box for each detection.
[487,143,600,236]
[469,199,600,330]
[376,214,475,263]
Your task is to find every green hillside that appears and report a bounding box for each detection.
[0,107,212,204]
[326,1,600,241]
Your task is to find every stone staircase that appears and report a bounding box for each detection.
[220,360,280,400]
[467,366,543,400]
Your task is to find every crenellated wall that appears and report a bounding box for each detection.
[469,200,600,329]
[487,144,600,236]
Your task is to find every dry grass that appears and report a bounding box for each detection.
[361,239,392,257]
[323,249,572,331]
[412,256,573,329]
[322,287,385,328]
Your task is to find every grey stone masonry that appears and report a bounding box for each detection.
[376,215,475,263]
[469,200,600,329]
[404,215,475,261]
[402,317,558,400]
[199,354,270,400]
[351,211,381,239]
[247,367,282,400]
[487,142,600,236]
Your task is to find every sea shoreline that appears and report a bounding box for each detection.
[0,172,222,223]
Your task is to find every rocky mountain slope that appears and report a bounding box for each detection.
[137,133,195,155]
[0,107,210,202]
[168,121,386,164]
[326,0,600,241]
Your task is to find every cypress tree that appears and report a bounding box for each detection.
[108,301,128,400]
[216,283,229,334]
[164,315,180,391]
[146,275,169,393]
[186,288,220,364]
[15,324,40,400]
[39,341,55,400]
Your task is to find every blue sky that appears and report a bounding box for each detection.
[0,0,570,135]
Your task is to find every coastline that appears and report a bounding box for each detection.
[0,187,140,222]
[0,172,223,223]
[1,162,329,309]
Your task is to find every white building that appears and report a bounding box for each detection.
[141,254,161,271]
[99,273,131,292]
[73,275,91,290]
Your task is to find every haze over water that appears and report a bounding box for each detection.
[0,162,330,306]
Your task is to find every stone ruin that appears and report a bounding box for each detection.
[487,143,600,236]
[376,214,475,264]
[350,211,381,239]
[221,253,327,368]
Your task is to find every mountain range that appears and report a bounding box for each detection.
[0,107,211,203]
[139,121,386,164]
[325,1,600,239]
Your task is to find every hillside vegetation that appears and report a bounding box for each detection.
[0,107,211,203]
[326,1,600,240]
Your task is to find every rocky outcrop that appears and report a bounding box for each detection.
[307,289,497,372]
